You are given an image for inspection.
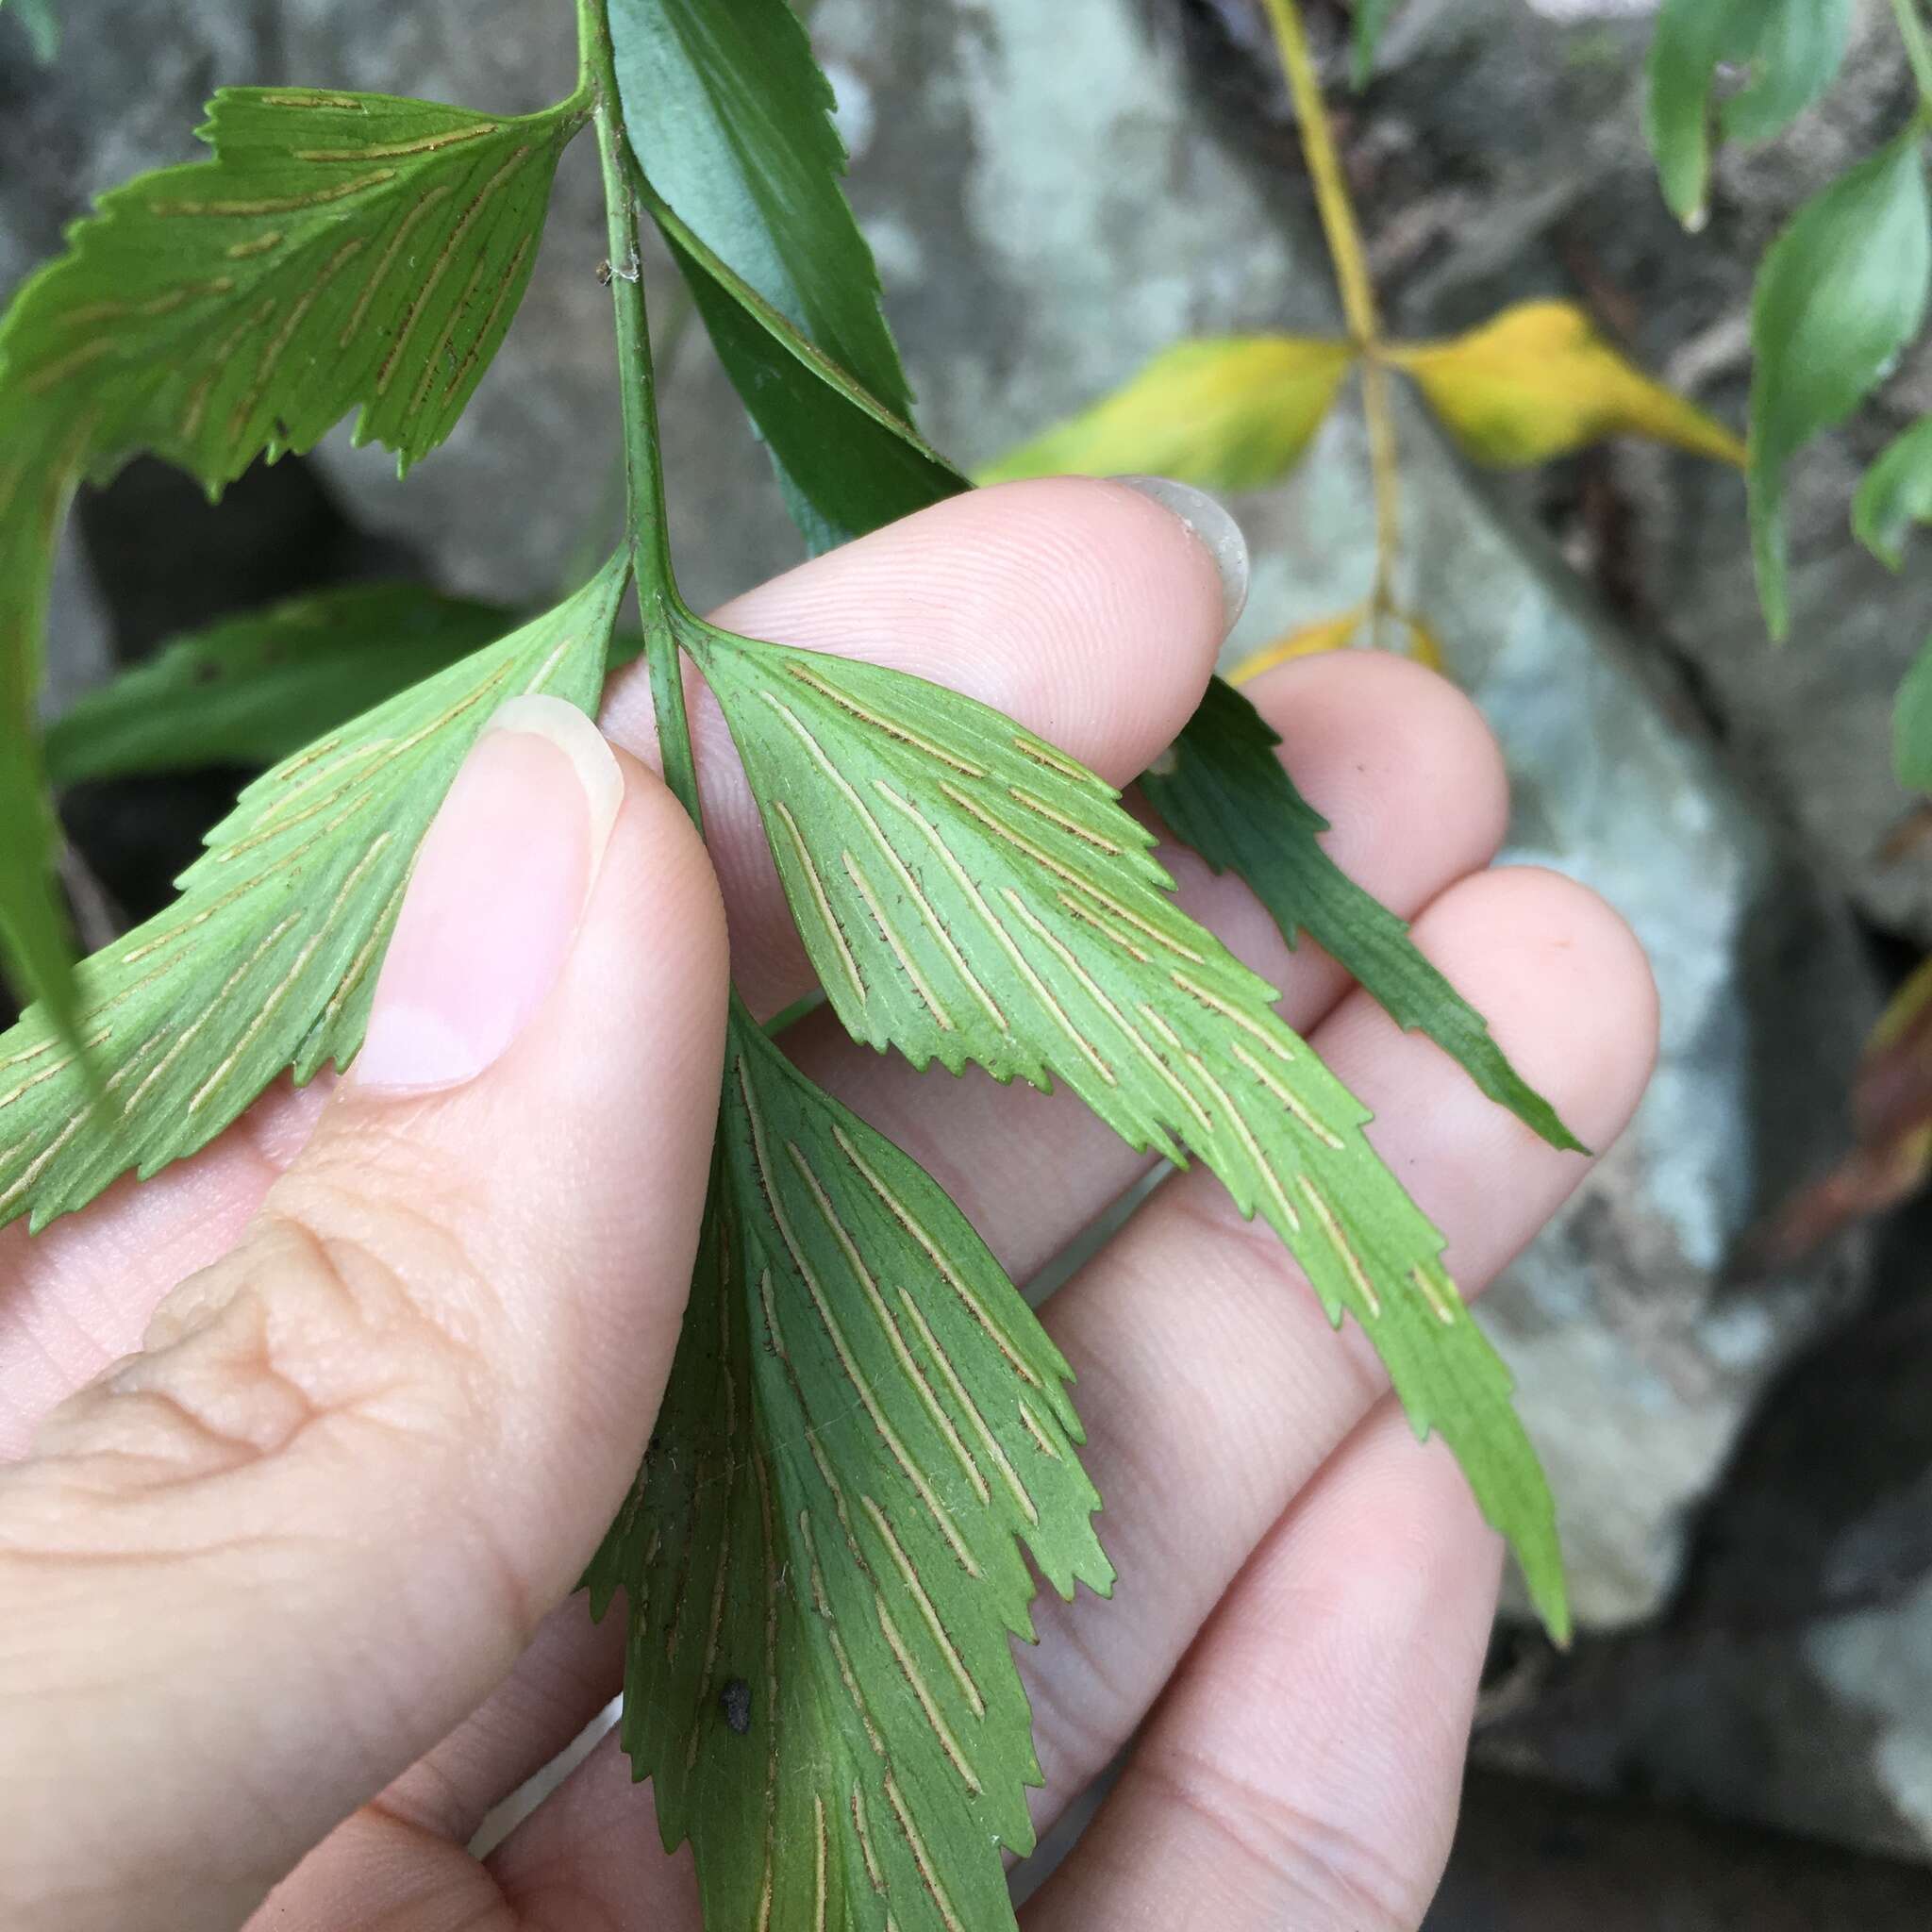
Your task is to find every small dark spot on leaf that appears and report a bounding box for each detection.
[720,1676,752,1736]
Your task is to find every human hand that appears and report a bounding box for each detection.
[0,479,1657,1932]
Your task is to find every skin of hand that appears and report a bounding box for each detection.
[0,477,1657,1932]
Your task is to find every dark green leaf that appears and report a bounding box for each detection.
[0,82,585,1034]
[684,618,1568,1639]
[0,558,625,1232]
[1644,0,1852,228]
[43,581,646,789]
[610,0,924,551]
[611,0,968,555]
[1141,676,1583,1153]
[43,584,519,786]
[646,189,963,552]
[1718,0,1852,145]
[1896,634,1932,791]
[1854,416,1932,571]
[1644,0,1749,226]
[610,0,908,412]
[1749,130,1931,637]
[588,1004,1108,1932]
[1352,0,1403,87]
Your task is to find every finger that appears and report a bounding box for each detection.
[0,1077,327,1458]
[250,1592,627,1932]
[1015,865,1658,1837]
[1,475,1229,1432]
[1024,1406,1500,1931]
[602,475,1235,1016]
[340,647,1517,1857]
[0,703,728,1932]
[486,1741,704,1932]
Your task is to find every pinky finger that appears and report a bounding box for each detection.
[1021,1401,1501,1932]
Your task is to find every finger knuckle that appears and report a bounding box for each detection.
[1021,1586,1145,1791]
[1142,1747,1428,1930]
[32,1194,497,1500]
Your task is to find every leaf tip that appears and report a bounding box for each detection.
[1514,1511,1572,1648]
[1540,1113,1591,1158]
[1541,1589,1574,1651]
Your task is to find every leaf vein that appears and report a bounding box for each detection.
[773,801,867,1007]
[150,170,397,217]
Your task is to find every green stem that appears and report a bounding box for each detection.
[1359,357,1401,643]
[1896,0,1932,108]
[578,0,704,828]
[643,615,704,834]
[1262,0,1403,641]
[1261,0,1378,344]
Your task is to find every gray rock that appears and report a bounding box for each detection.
[1472,1272,1932,1860]
[1475,1602,1932,1864]
[1426,1768,1932,1930]
[39,528,110,721]
[1807,1577,1932,1852]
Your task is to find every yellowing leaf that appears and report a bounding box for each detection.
[1231,605,1443,682]
[1767,955,1932,1257]
[1231,608,1365,681]
[978,336,1355,493]
[1399,610,1445,671]
[1389,301,1745,467]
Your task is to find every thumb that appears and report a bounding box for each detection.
[0,697,728,1932]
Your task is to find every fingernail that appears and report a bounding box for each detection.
[354,696,624,1095]
[1112,474,1250,630]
